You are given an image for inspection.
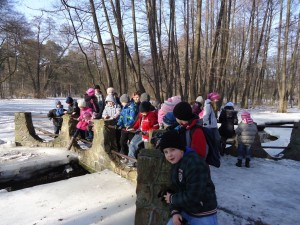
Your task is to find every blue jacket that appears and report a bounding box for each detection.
[117,102,138,128]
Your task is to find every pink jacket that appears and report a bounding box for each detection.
[76,107,93,130]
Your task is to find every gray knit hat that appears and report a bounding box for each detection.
[140,93,150,102]
[120,94,130,103]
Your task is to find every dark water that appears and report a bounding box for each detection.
[0,161,89,192]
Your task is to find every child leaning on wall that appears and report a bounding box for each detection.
[235,111,258,168]
[126,101,159,167]
[47,100,66,135]
[159,130,218,225]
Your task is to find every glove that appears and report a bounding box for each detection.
[157,188,173,202]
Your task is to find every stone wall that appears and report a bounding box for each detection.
[135,149,171,225]
[14,112,137,182]
[283,122,300,161]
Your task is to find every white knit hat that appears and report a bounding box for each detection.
[196,96,203,103]
[77,99,86,108]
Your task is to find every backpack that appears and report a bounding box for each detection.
[186,125,221,168]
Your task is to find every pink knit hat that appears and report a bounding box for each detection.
[160,96,182,113]
[241,111,251,119]
[207,92,220,101]
[86,88,95,96]
[241,111,253,124]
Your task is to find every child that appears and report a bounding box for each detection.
[47,100,66,135]
[84,88,100,118]
[102,95,121,120]
[64,96,80,118]
[159,130,218,225]
[126,101,159,167]
[218,102,238,155]
[74,99,93,140]
[235,111,258,168]
[173,101,207,159]
[117,94,139,156]
[158,96,181,129]
[202,92,221,154]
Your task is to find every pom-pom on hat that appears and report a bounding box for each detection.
[107,87,115,95]
[139,101,152,113]
[140,93,150,102]
[77,99,86,108]
[159,130,185,152]
[173,101,194,121]
[207,92,220,101]
[86,88,95,96]
[120,94,130,103]
[163,112,179,127]
[65,97,73,104]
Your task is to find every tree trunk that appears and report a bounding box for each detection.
[131,0,144,93]
[208,0,225,93]
[89,0,113,87]
[145,0,160,102]
[278,0,291,113]
[190,0,202,101]
[102,0,121,91]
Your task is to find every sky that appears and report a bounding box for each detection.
[0,98,300,225]
[15,0,57,19]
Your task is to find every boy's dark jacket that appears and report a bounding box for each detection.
[169,149,217,215]
[48,109,65,127]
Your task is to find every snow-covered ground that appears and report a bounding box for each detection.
[0,98,300,225]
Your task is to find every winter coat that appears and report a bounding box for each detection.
[218,106,238,139]
[117,102,138,128]
[169,149,217,216]
[76,107,93,131]
[132,111,159,141]
[102,103,121,120]
[66,102,80,118]
[95,92,105,114]
[84,94,100,113]
[48,108,66,127]
[202,99,218,129]
[235,122,258,146]
[178,116,207,159]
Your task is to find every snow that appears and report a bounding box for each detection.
[0,98,300,225]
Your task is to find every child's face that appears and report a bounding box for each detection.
[163,148,184,164]
[133,95,140,103]
[121,102,127,107]
[175,118,188,126]
[107,101,114,107]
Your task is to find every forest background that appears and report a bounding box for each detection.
[0,0,299,113]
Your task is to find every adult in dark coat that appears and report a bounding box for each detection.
[84,88,100,118]
[218,102,238,155]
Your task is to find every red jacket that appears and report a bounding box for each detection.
[132,111,159,141]
[183,118,207,159]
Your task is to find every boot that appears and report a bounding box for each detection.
[245,158,250,168]
[235,159,242,167]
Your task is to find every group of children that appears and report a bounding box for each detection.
[47,88,259,225]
